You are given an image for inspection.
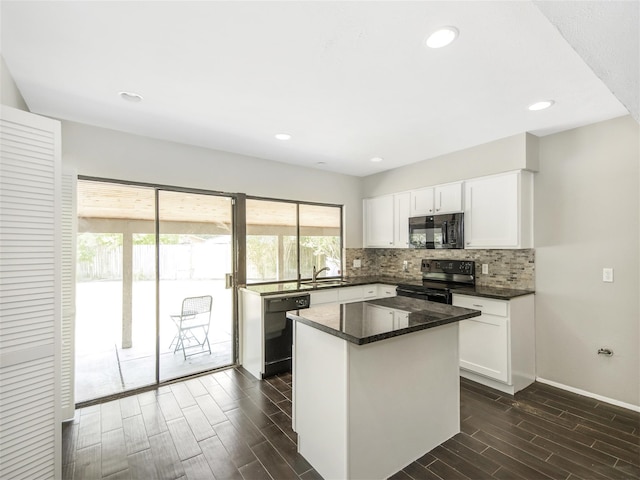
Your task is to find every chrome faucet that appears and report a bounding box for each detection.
[312,265,330,283]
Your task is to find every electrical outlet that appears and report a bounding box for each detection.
[602,267,614,282]
[481,264,489,275]
[402,260,408,272]
[353,259,361,268]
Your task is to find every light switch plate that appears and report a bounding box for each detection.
[482,264,489,275]
[353,259,361,268]
[602,267,614,282]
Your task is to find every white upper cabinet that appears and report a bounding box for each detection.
[364,195,394,247]
[363,192,410,248]
[464,170,533,249]
[410,182,462,216]
[394,192,411,248]
[435,183,463,213]
[410,187,434,215]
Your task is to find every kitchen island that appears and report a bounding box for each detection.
[287,297,481,480]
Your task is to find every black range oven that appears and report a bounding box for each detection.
[396,259,475,305]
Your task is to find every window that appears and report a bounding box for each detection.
[246,199,342,283]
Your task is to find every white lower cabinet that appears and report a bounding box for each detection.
[453,293,535,395]
[377,284,397,298]
[309,289,339,305]
[363,304,409,334]
[310,284,397,306]
[363,304,395,336]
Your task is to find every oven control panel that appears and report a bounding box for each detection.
[421,259,475,275]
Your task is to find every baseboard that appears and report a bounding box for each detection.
[536,377,640,413]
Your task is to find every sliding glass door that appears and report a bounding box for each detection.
[158,190,234,382]
[76,180,236,402]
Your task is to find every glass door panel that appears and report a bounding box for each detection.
[75,181,157,402]
[158,190,234,382]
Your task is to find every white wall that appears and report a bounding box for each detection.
[535,115,639,407]
[62,121,363,247]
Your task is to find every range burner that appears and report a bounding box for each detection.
[396,259,475,304]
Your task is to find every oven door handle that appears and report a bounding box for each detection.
[396,287,421,296]
[396,288,448,299]
[423,290,449,298]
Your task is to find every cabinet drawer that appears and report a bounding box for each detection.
[453,295,508,317]
[363,286,377,299]
[377,284,396,298]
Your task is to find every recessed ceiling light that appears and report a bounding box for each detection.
[528,100,555,111]
[370,157,383,163]
[119,91,143,103]
[316,162,326,166]
[275,133,291,140]
[425,27,459,49]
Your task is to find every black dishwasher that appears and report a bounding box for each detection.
[263,294,310,378]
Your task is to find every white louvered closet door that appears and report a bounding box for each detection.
[61,168,77,421]
[0,105,62,479]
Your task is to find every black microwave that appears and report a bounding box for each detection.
[408,213,464,249]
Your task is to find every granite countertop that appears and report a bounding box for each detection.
[452,285,535,300]
[240,277,399,295]
[242,276,534,300]
[286,296,481,345]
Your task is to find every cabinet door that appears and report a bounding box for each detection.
[464,172,519,248]
[394,311,409,329]
[459,315,509,383]
[364,195,394,247]
[310,289,339,305]
[394,192,410,248]
[337,286,364,303]
[435,183,462,213]
[410,187,434,216]
[363,304,395,336]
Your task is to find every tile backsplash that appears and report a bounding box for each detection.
[344,248,535,290]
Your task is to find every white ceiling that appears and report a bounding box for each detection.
[1,1,636,177]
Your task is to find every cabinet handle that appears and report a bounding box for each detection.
[472,304,484,308]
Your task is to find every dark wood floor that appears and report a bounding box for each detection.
[63,367,639,480]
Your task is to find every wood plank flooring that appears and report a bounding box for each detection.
[63,368,640,480]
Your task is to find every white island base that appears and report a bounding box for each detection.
[293,321,460,480]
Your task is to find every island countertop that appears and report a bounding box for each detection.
[286,296,481,345]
